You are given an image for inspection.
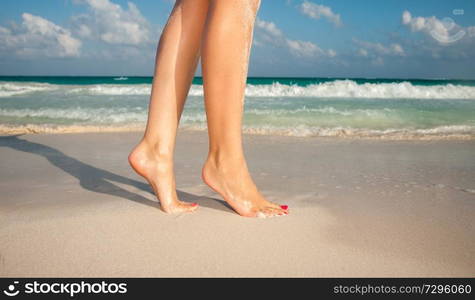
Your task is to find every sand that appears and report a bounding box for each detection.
[0,131,474,277]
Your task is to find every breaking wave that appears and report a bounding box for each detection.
[2,80,475,99]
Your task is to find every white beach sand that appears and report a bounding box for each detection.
[0,131,474,277]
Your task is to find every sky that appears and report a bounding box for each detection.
[0,0,475,78]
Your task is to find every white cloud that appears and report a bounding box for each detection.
[299,1,342,27]
[358,48,368,57]
[286,40,321,57]
[468,26,475,37]
[0,13,81,58]
[401,10,469,44]
[255,18,335,58]
[354,39,405,66]
[397,10,475,61]
[402,10,412,25]
[391,44,405,56]
[256,19,283,38]
[72,0,153,46]
[372,56,384,66]
[355,39,405,57]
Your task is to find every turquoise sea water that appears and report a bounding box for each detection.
[1,76,475,138]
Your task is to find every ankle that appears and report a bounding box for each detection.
[139,138,174,161]
[206,150,246,170]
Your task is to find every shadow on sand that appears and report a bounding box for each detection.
[0,135,233,214]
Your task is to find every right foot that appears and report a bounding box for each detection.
[128,141,199,214]
[202,155,288,218]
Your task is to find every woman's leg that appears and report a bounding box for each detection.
[129,0,209,214]
[201,0,288,217]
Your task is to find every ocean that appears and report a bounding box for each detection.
[1,76,475,139]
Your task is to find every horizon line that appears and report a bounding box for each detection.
[0,75,474,81]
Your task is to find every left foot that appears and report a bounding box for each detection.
[128,140,199,214]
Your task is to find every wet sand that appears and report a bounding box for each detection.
[0,131,474,277]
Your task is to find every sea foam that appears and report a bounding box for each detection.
[1,79,475,139]
[2,80,475,99]
[0,82,56,97]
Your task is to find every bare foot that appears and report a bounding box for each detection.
[202,155,288,218]
[128,141,199,214]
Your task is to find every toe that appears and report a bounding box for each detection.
[273,206,288,216]
[185,202,199,212]
[161,201,199,214]
[268,201,282,209]
[268,201,289,211]
[270,205,288,215]
[260,206,287,218]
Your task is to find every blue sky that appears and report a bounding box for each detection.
[1,0,475,78]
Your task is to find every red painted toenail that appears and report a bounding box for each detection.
[192,203,198,206]
[281,205,288,210]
